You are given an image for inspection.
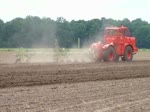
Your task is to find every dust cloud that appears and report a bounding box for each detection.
[14,18,111,64]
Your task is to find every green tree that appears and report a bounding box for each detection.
[0,16,150,48]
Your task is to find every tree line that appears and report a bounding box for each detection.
[0,16,150,48]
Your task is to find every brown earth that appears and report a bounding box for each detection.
[0,51,150,112]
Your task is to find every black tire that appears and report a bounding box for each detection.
[103,46,117,62]
[122,46,133,61]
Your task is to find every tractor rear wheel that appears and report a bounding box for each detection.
[103,46,117,62]
[122,46,133,61]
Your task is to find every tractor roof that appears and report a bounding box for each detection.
[105,26,127,30]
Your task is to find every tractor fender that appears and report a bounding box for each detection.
[102,43,114,50]
[90,42,102,50]
[123,44,139,55]
[124,44,133,53]
[124,44,138,53]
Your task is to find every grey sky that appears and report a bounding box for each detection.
[0,0,149,22]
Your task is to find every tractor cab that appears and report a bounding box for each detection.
[104,26,131,45]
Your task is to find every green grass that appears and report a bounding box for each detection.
[0,48,52,52]
[0,48,150,53]
[0,48,86,52]
[139,49,150,52]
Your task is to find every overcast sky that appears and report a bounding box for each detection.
[0,0,149,22]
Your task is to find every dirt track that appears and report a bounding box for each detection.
[0,61,150,88]
[0,59,150,112]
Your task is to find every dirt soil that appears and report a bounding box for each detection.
[0,59,150,112]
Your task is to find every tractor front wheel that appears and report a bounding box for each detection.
[122,46,133,61]
[103,46,117,62]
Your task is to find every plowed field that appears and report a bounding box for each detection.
[0,51,150,112]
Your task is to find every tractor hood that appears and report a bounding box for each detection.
[91,41,103,50]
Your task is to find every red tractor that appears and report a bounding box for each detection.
[89,26,138,62]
